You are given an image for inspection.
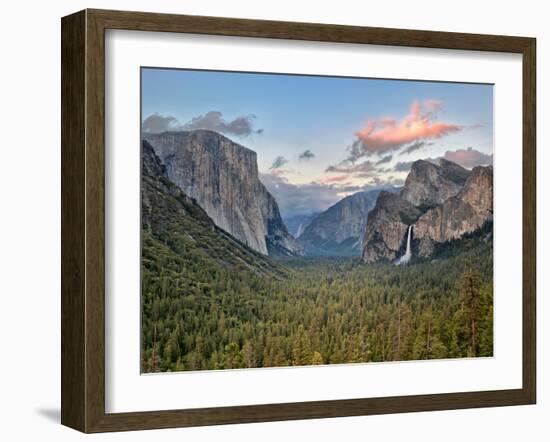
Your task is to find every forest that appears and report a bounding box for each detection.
[141,233,493,373]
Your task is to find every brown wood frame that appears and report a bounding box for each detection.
[61,8,536,433]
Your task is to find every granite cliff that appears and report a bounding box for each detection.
[361,191,422,262]
[141,140,283,276]
[143,130,303,256]
[413,165,493,256]
[298,189,385,256]
[362,159,493,263]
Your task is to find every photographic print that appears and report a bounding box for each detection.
[140,68,494,373]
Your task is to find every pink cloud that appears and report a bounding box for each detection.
[266,168,298,177]
[352,100,462,158]
[441,147,493,169]
[320,175,349,184]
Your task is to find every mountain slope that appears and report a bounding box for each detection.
[361,191,422,262]
[298,189,385,256]
[141,140,284,278]
[413,165,493,256]
[362,159,492,263]
[401,159,470,208]
[143,130,302,256]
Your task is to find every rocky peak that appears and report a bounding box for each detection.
[143,130,303,256]
[362,159,492,263]
[412,164,493,257]
[297,189,384,256]
[400,159,470,208]
[438,158,471,183]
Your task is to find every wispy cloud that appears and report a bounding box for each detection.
[142,111,263,137]
[298,149,315,161]
[320,175,350,184]
[375,154,393,165]
[345,100,462,161]
[270,156,289,170]
[325,160,377,175]
[399,141,433,156]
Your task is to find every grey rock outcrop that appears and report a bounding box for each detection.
[400,159,470,208]
[298,189,385,256]
[362,191,422,262]
[143,130,303,256]
[362,159,492,263]
[413,165,493,256]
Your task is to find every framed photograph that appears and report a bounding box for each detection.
[61,9,536,433]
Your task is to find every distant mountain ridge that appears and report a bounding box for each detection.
[298,189,388,256]
[362,159,493,263]
[143,130,303,256]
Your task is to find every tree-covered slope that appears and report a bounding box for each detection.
[141,140,287,371]
[142,140,283,277]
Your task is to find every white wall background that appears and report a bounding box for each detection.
[0,0,547,440]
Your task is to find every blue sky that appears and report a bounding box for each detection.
[142,68,493,217]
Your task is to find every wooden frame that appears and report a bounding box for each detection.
[61,8,536,433]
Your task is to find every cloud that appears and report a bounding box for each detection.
[424,99,443,113]
[375,155,393,165]
[325,160,377,175]
[346,100,462,160]
[183,111,263,136]
[393,161,414,172]
[399,141,433,156]
[142,111,263,136]
[270,156,289,170]
[260,173,388,217]
[142,114,181,133]
[440,147,493,168]
[298,149,315,161]
[320,175,350,184]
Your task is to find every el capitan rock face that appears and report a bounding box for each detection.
[141,140,283,277]
[362,159,493,263]
[143,130,303,256]
[298,189,385,256]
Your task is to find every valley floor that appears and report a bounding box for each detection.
[141,236,493,373]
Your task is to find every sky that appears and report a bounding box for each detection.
[141,68,493,218]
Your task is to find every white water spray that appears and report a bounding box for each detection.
[396,225,413,265]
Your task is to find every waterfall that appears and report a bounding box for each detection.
[396,225,413,265]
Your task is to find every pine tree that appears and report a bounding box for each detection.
[458,268,483,357]
[292,325,312,366]
[242,340,257,368]
[311,351,324,365]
